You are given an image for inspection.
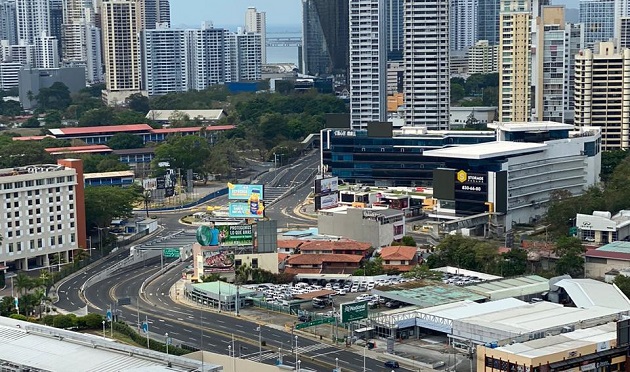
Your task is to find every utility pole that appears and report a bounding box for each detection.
[257,326,262,361]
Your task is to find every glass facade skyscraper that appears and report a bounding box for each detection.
[301,0,349,76]
[477,0,499,45]
[579,0,616,49]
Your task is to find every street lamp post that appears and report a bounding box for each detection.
[363,344,366,372]
[335,357,339,370]
[294,335,298,369]
[278,347,282,365]
[297,359,301,372]
[165,332,169,355]
[102,320,105,338]
[257,326,262,361]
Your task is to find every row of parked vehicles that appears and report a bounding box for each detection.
[355,294,406,309]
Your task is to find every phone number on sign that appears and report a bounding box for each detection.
[461,185,482,192]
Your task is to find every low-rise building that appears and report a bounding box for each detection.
[298,240,372,256]
[576,210,630,245]
[84,170,135,187]
[234,252,279,274]
[19,66,86,110]
[318,206,404,248]
[284,253,363,275]
[585,241,630,279]
[449,106,497,128]
[379,246,419,272]
[477,323,626,372]
[277,239,304,255]
[145,109,226,125]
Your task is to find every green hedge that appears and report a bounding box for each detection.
[112,322,190,356]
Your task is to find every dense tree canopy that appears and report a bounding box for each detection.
[0,141,54,167]
[107,133,144,150]
[36,82,72,111]
[153,135,212,174]
[84,185,141,230]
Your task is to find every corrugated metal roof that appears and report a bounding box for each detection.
[0,317,216,372]
[554,278,630,310]
[465,275,549,300]
[595,241,630,253]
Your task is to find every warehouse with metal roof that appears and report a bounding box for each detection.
[465,275,549,301]
[0,316,221,372]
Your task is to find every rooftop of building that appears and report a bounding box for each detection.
[586,241,630,260]
[84,170,135,179]
[146,109,226,121]
[488,121,575,132]
[286,253,364,265]
[372,281,488,307]
[49,124,153,136]
[45,144,112,155]
[432,266,502,281]
[298,240,372,252]
[379,246,418,261]
[191,281,256,296]
[457,301,622,336]
[465,275,549,300]
[0,316,221,372]
[112,147,156,155]
[423,141,547,160]
[12,135,55,141]
[320,205,404,217]
[282,227,319,238]
[553,278,630,311]
[0,164,69,178]
[150,125,235,134]
[491,322,617,358]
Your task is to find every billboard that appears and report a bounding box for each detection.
[315,192,339,210]
[216,225,253,246]
[143,178,157,191]
[315,177,339,195]
[196,223,220,246]
[229,202,265,218]
[340,301,368,323]
[455,170,487,193]
[227,183,264,200]
[202,250,235,272]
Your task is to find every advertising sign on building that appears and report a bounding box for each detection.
[315,192,339,210]
[229,202,265,218]
[315,176,339,195]
[216,225,254,246]
[202,249,235,272]
[143,178,158,190]
[227,183,264,200]
[340,300,368,323]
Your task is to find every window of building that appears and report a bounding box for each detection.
[252,258,259,269]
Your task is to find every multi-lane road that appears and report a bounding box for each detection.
[55,153,412,371]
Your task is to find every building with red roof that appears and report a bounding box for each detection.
[45,145,113,156]
[284,254,363,275]
[585,241,630,279]
[298,240,372,256]
[379,246,419,272]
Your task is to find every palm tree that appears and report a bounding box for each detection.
[73,249,89,265]
[235,263,252,284]
[14,273,32,296]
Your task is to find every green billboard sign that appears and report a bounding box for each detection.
[217,225,254,246]
[162,248,180,258]
[340,301,368,323]
[295,317,336,330]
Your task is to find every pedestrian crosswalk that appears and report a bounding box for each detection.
[242,343,333,362]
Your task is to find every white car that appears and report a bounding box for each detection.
[336,289,347,295]
[350,286,359,293]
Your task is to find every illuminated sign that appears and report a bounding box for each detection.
[228,202,265,218]
[227,183,264,200]
[457,170,485,184]
[333,130,356,137]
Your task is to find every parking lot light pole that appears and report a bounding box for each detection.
[257,326,262,361]
[165,332,169,355]
[363,344,366,372]
[102,320,105,338]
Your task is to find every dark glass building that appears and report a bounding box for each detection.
[301,0,349,77]
[49,0,63,59]
[385,0,403,61]
[476,0,499,45]
[321,127,496,187]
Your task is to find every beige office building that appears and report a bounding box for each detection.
[101,0,144,104]
[467,40,498,74]
[498,0,531,122]
[575,41,630,150]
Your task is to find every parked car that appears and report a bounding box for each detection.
[298,314,311,322]
[385,300,401,308]
[385,360,400,368]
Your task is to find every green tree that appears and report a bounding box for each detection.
[614,275,630,298]
[78,107,115,126]
[601,150,629,183]
[402,264,442,280]
[126,93,150,114]
[451,83,465,103]
[35,82,72,111]
[84,186,141,230]
[14,273,33,295]
[553,236,586,277]
[361,256,384,276]
[153,135,212,173]
[44,110,63,128]
[114,109,149,125]
[0,142,54,167]
[107,133,144,150]
[500,248,528,277]
[391,236,417,247]
[21,116,41,128]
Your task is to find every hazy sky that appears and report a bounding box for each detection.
[169,0,302,29]
[169,0,580,29]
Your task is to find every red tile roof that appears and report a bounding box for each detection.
[298,240,372,252]
[380,246,417,261]
[150,125,235,134]
[53,124,153,135]
[284,267,321,275]
[383,264,415,272]
[286,254,364,265]
[278,253,289,263]
[45,145,112,154]
[277,240,305,249]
